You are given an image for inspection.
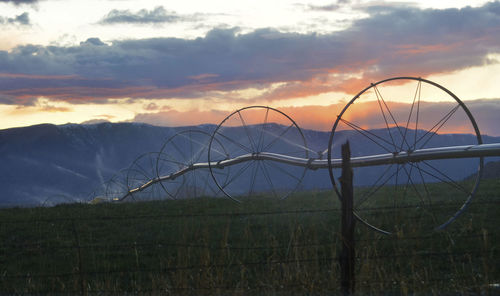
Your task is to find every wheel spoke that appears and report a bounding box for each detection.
[355,164,397,208]
[192,146,207,164]
[415,105,460,149]
[173,176,187,198]
[171,141,188,161]
[400,163,439,225]
[189,131,194,165]
[257,108,270,152]
[377,85,414,151]
[148,155,156,174]
[128,174,147,182]
[216,130,253,154]
[221,161,253,190]
[339,117,394,154]
[265,160,302,182]
[416,161,471,195]
[400,164,426,207]
[249,161,260,196]
[260,126,315,155]
[238,110,257,152]
[178,131,209,149]
[400,80,421,151]
[373,85,398,151]
[262,123,294,152]
[260,161,279,198]
[158,155,187,167]
[413,162,439,224]
[135,162,150,178]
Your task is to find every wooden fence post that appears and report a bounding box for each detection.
[339,141,355,295]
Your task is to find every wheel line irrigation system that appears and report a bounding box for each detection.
[97,77,500,234]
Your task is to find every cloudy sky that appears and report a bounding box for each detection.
[1,0,499,135]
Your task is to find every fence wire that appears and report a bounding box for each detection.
[0,197,498,295]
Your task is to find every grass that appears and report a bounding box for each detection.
[0,178,499,295]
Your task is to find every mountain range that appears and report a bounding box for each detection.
[1,122,498,207]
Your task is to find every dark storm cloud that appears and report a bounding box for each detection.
[100,6,200,24]
[0,12,31,26]
[0,30,347,102]
[1,2,500,104]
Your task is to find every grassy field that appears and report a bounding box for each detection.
[0,178,499,295]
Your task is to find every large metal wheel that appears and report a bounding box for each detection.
[125,152,166,202]
[156,129,229,199]
[208,106,310,202]
[327,77,483,234]
[105,169,130,201]
[87,182,110,204]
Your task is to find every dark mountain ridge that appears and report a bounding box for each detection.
[0,122,498,207]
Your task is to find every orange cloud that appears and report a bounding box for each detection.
[394,43,458,55]
[38,105,72,112]
[132,98,496,137]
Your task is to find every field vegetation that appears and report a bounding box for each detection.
[0,179,499,295]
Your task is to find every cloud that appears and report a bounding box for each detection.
[308,3,341,11]
[100,6,201,25]
[80,37,106,46]
[33,98,72,112]
[307,0,353,11]
[0,2,500,105]
[0,12,31,26]
[0,93,21,104]
[463,99,500,137]
[0,0,38,5]
[133,98,500,137]
[133,109,228,127]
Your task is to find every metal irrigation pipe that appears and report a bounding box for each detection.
[119,143,500,201]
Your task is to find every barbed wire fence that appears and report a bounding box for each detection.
[0,197,499,294]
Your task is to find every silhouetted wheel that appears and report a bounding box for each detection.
[156,129,228,199]
[105,169,130,201]
[328,77,483,234]
[125,152,166,202]
[209,106,310,202]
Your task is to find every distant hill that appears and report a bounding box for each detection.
[0,122,498,207]
[480,160,500,179]
[0,123,179,206]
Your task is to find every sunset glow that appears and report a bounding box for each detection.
[0,0,499,135]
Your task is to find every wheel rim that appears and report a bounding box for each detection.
[327,77,483,234]
[156,129,229,199]
[105,169,130,202]
[208,106,310,202]
[126,152,166,202]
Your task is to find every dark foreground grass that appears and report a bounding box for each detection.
[0,179,499,295]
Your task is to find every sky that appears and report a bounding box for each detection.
[1,0,500,135]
